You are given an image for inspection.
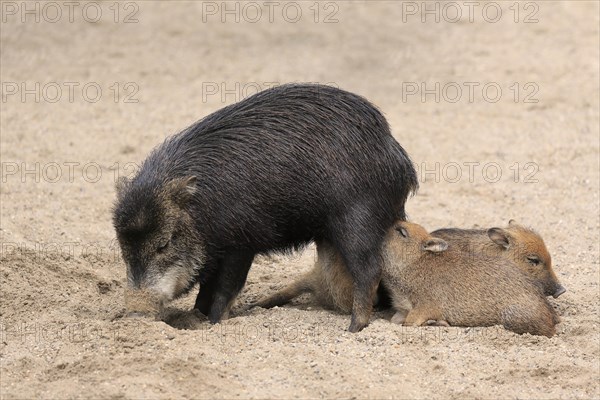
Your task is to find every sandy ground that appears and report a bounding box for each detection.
[1,1,599,398]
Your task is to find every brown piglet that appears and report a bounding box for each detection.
[431,220,566,298]
[252,241,355,313]
[384,221,559,337]
[254,221,559,336]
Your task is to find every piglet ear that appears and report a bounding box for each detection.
[488,227,510,249]
[423,238,448,253]
[166,176,197,206]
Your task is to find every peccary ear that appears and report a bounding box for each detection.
[166,176,197,206]
[115,176,131,198]
[488,227,510,249]
[423,238,448,253]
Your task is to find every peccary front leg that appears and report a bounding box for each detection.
[194,274,217,316]
[500,302,557,337]
[391,310,409,324]
[207,250,255,323]
[390,295,413,324]
[194,256,220,316]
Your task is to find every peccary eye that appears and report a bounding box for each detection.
[396,227,409,238]
[527,256,541,266]
[157,239,170,253]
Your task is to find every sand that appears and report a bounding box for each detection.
[1,1,599,398]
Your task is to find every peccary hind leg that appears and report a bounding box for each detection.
[252,274,314,309]
[329,209,387,332]
[334,239,382,332]
[425,320,450,327]
[404,305,444,327]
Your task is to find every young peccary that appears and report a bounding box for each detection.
[254,222,559,337]
[384,221,558,337]
[254,221,562,311]
[431,220,566,298]
[113,83,418,332]
[253,241,356,313]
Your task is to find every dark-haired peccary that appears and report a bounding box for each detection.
[113,83,418,332]
[431,220,566,298]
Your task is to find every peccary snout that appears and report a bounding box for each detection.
[124,288,164,319]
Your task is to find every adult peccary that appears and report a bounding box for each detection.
[431,220,566,298]
[112,83,418,332]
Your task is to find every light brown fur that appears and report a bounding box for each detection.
[384,221,558,337]
[253,241,355,313]
[254,221,559,337]
[431,220,566,298]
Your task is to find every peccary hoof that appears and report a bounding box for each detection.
[553,285,566,298]
[425,319,450,327]
[348,319,368,333]
[390,311,407,325]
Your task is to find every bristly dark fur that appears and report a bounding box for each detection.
[113,83,418,331]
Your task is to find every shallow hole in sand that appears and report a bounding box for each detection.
[161,308,208,330]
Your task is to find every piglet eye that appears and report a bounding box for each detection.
[527,256,541,266]
[395,227,409,238]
